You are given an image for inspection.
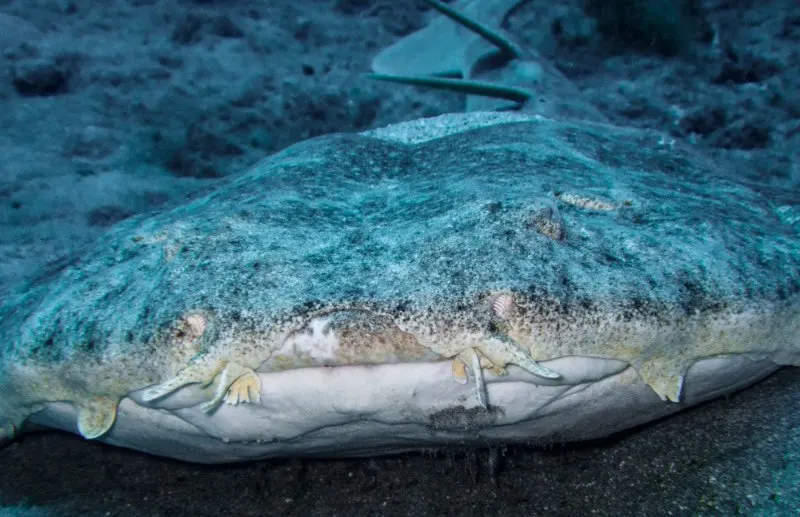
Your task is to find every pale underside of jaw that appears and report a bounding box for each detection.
[28,354,779,463]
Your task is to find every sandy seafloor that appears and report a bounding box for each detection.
[0,0,798,515]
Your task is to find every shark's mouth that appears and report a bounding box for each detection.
[28,354,778,463]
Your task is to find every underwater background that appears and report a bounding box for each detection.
[0,0,798,515]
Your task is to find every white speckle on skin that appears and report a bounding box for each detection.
[277,315,341,361]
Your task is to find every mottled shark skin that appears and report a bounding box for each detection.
[0,111,798,462]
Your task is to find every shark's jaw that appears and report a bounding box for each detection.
[27,354,778,463]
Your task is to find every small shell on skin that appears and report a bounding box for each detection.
[184,312,207,339]
[166,311,209,360]
[555,192,617,211]
[530,197,564,241]
[492,294,515,320]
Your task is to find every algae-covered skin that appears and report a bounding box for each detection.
[0,112,798,461]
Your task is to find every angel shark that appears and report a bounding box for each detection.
[0,1,797,463]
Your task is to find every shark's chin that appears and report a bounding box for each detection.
[27,355,779,464]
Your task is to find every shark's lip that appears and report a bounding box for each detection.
[26,354,778,463]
